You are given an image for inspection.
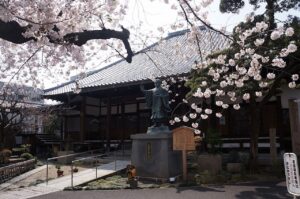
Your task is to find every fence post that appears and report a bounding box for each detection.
[71,162,74,188]
[95,158,98,179]
[46,159,49,185]
[114,150,117,171]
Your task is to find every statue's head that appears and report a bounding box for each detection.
[154,79,162,88]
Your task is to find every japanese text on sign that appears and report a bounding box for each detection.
[284,153,300,196]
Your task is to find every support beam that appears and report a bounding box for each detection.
[106,97,111,152]
[64,115,70,150]
[276,96,284,150]
[99,99,102,146]
[80,96,86,142]
[136,102,140,134]
[121,102,125,154]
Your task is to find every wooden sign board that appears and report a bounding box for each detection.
[284,153,300,196]
[173,126,196,151]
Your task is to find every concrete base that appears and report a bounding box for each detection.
[131,133,182,179]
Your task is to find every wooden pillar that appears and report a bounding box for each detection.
[182,149,187,181]
[269,128,277,164]
[106,97,111,152]
[98,99,102,145]
[136,102,140,134]
[121,102,125,154]
[276,96,284,150]
[64,115,70,150]
[288,99,300,155]
[63,115,67,141]
[80,96,86,142]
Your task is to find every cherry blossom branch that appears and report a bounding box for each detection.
[6,46,43,86]
[180,0,234,41]
[260,63,300,106]
[140,51,165,75]
[179,3,204,62]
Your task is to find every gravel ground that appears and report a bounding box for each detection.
[31,181,290,199]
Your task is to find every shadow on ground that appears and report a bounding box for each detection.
[176,185,225,194]
[234,181,290,199]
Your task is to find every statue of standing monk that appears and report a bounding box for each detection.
[140,79,171,134]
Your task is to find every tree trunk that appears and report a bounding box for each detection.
[0,125,5,149]
[249,96,261,170]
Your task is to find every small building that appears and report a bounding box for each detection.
[43,28,297,153]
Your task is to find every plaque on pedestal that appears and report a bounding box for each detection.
[131,133,182,179]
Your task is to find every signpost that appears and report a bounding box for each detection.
[284,153,300,198]
[173,126,196,181]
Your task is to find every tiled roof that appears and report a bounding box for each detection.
[44,27,229,96]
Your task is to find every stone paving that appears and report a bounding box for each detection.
[0,160,130,199]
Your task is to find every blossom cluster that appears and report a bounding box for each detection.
[169,18,299,137]
[0,0,128,87]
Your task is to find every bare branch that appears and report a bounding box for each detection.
[0,20,134,63]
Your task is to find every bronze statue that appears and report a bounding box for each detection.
[140,79,171,133]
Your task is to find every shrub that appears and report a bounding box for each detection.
[21,144,31,153]
[1,149,12,157]
[0,149,12,164]
[12,147,26,156]
[20,152,34,160]
[205,128,222,154]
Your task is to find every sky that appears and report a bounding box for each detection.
[40,0,300,89]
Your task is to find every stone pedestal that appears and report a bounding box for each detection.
[131,133,182,179]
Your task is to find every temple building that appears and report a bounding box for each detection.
[43,27,298,153]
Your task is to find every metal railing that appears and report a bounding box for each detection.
[69,150,124,188]
[70,153,108,188]
[46,149,103,184]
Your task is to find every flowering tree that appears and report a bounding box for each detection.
[167,0,300,166]
[0,83,43,148]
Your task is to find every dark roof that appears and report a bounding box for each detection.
[44,27,229,96]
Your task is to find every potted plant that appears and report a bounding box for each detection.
[73,167,79,173]
[56,165,64,177]
[126,165,138,188]
[72,162,79,173]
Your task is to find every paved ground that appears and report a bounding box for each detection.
[30,181,291,199]
[0,160,130,199]
[38,160,129,189]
